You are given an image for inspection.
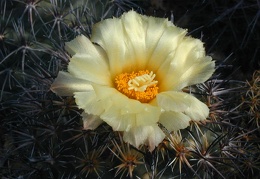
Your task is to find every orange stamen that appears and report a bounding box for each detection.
[115,70,159,103]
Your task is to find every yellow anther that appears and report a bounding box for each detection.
[115,70,159,103]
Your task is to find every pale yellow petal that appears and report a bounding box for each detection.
[145,17,170,60]
[121,11,187,72]
[159,111,190,131]
[91,18,132,78]
[68,54,112,86]
[51,71,93,96]
[74,91,104,116]
[92,85,161,131]
[159,37,215,91]
[123,124,165,151]
[176,56,215,89]
[81,113,103,130]
[91,11,151,77]
[65,35,104,56]
[91,11,189,79]
[147,24,187,75]
[145,125,166,152]
[120,11,147,69]
[157,91,209,120]
[65,35,112,86]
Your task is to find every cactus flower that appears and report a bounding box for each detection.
[51,11,215,151]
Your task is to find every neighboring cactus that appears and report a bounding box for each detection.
[1,0,259,178]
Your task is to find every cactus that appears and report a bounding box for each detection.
[1,0,259,178]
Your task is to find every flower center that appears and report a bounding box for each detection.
[115,70,159,103]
